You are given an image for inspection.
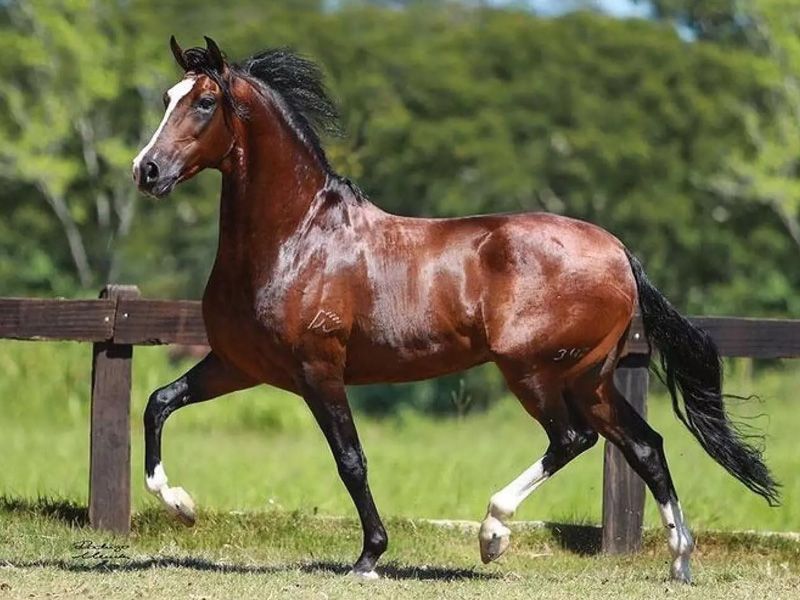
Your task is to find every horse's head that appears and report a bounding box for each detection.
[133,36,237,198]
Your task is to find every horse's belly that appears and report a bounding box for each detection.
[343,330,489,384]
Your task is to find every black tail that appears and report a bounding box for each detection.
[626,250,779,506]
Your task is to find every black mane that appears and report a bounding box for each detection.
[182,45,341,175]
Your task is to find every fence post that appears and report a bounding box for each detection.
[89,284,140,534]
[601,352,649,554]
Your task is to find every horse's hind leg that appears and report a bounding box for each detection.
[479,365,598,563]
[572,372,694,583]
[144,351,255,525]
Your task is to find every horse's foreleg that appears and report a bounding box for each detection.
[298,363,387,579]
[144,351,254,525]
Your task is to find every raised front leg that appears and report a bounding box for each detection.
[297,361,387,579]
[144,352,255,525]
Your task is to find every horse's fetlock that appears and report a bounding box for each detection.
[488,493,515,520]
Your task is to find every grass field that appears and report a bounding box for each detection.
[1,503,799,599]
[1,341,799,598]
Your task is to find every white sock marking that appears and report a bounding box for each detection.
[479,456,549,562]
[659,500,694,581]
[133,77,197,173]
[146,462,168,495]
[146,461,195,521]
[488,458,548,519]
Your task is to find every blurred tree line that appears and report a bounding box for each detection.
[1,0,798,414]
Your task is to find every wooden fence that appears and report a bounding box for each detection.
[2,285,800,553]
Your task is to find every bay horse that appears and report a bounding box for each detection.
[132,37,778,583]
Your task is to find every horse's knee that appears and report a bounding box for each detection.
[144,379,188,427]
[154,378,188,406]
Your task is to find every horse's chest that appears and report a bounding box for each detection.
[202,271,294,384]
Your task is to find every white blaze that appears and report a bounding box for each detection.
[132,77,197,173]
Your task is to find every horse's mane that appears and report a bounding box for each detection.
[181,45,341,176]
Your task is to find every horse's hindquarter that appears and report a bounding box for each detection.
[479,213,637,367]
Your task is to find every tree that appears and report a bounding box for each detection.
[643,0,750,42]
[707,0,800,253]
[0,0,165,290]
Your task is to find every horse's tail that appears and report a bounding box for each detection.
[625,249,780,506]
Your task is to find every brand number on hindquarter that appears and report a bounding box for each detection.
[553,347,589,362]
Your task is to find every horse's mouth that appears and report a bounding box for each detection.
[149,175,179,198]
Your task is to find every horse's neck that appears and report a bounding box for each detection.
[216,99,327,264]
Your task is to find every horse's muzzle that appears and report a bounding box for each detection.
[134,157,178,198]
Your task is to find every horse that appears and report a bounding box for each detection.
[132,37,778,583]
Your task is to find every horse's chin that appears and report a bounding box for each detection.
[149,175,179,199]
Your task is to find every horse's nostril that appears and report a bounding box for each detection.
[144,161,159,184]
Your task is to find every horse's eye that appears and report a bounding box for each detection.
[197,96,216,112]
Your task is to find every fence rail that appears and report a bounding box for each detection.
[2,288,800,549]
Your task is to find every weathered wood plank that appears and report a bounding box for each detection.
[602,355,649,554]
[113,298,206,345]
[89,285,140,534]
[692,316,800,358]
[0,298,115,342]
[623,316,648,356]
[1,295,798,359]
[624,315,800,358]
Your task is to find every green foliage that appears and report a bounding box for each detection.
[1,1,799,414]
[0,1,168,292]
[645,0,750,42]
[703,0,800,274]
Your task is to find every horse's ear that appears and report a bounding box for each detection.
[170,35,188,71]
[204,36,226,72]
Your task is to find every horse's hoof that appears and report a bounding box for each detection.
[478,515,511,564]
[163,486,196,527]
[348,569,379,581]
[670,558,692,584]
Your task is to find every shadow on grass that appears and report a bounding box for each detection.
[0,556,498,581]
[0,496,88,527]
[544,523,602,556]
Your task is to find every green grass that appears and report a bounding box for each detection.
[0,502,799,599]
[0,340,797,531]
[1,341,799,598]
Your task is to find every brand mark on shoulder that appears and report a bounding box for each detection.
[308,310,343,334]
